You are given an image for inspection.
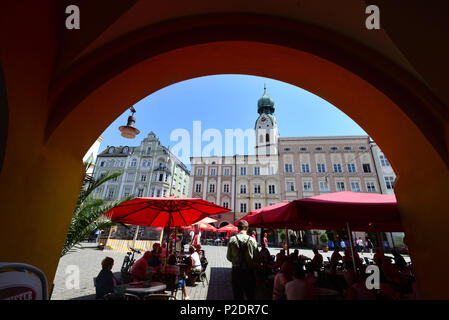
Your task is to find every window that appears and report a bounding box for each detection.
[254,167,260,176]
[108,147,115,154]
[366,182,376,193]
[223,168,230,176]
[223,202,229,209]
[122,147,129,154]
[142,160,147,167]
[146,146,152,155]
[336,181,345,191]
[268,166,275,175]
[268,185,276,194]
[254,184,261,194]
[286,181,295,192]
[196,168,203,176]
[195,183,202,193]
[100,161,105,167]
[301,163,310,173]
[303,181,312,192]
[299,147,308,151]
[209,184,215,193]
[240,167,247,176]
[107,188,115,199]
[240,185,247,194]
[347,163,356,173]
[319,181,329,192]
[362,163,371,173]
[344,146,352,150]
[359,146,367,150]
[266,133,270,143]
[380,155,390,167]
[123,187,131,197]
[315,147,323,151]
[351,182,361,192]
[158,173,164,182]
[385,176,395,189]
[255,203,262,210]
[333,163,343,173]
[223,184,230,193]
[126,173,135,182]
[284,148,291,151]
[163,190,167,197]
[330,147,338,151]
[140,174,146,182]
[285,164,293,173]
[240,203,247,213]
[137,189,144,197]
[210,168,216,176]
[130,158,137,167]
[317,163,326,173]
[151,188,155,197]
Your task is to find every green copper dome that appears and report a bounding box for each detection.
[257,86,275,115]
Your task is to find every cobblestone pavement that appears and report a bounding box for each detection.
[51,242,410,300]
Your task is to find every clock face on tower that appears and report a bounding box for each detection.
[261,117,266,122]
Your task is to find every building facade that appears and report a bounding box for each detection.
[370,142,396,195]
[93,131,190,201]
[189,87,281,227]
[278,136,381,200]
[83,137,102,176]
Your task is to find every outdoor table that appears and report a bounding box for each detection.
[116,281,167,298]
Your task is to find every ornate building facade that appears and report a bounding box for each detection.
[93,131,190,201]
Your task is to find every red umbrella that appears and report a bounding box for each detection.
[217,224,239,233]
[293,191,402,232]
[104,197,230,227]
[235,201,299,229]
[196,222,217,232]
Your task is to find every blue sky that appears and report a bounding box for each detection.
[98,74,368,163]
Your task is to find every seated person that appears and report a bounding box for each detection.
[330,246,343,274]
[199,249,208,271]
[289,249,299,263]
[272,249,287,270]
[186,246,202,284]
[160,243,167,260]
[272,260,295,300]
[307,248,323,272]
[391,249,407,272]
[95,257,119,299]
[130,251,153,281]
[259,243,271,265]
[165,254,189,300]
[149,243,162,272]
[285,263,315,300]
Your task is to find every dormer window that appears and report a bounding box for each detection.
[122,147,129,154]
[108,147,115,154]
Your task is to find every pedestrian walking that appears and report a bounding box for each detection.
[226,220,259,300]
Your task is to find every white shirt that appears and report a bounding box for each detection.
[285,279,308,300]
[191,252,202,271]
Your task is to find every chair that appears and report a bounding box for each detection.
[198,262,209,287]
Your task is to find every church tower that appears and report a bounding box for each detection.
[255,85,279,155]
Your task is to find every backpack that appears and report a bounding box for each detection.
[236,235,251,269]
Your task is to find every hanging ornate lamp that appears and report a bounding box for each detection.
[119,106,140,139]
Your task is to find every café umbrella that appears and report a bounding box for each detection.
[104,197,230,265]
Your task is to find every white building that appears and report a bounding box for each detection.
[370,142,396,195]
[83,137,102,176]
[92,132,190,202]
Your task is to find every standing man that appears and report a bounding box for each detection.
[226,220,259,300]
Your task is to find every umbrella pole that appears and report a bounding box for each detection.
[377,232,385,255]
[346,222,357,273]
[285,228,290,255]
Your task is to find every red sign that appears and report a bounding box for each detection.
[0,286,36,300]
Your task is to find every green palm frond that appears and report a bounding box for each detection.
[61,171,132,257]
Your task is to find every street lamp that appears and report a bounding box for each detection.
[119,106,140,139]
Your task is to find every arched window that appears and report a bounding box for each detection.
[259,135,264,143]
[266,133,270,143]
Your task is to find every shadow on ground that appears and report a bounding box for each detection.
[206,267,272,300]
